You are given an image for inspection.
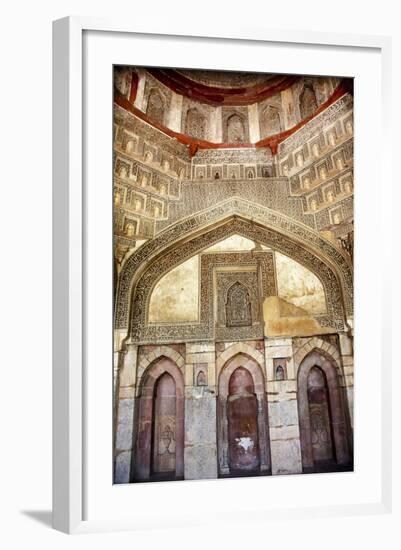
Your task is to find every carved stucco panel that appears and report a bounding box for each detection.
[114,203,352,332]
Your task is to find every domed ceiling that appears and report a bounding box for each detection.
[114,65,352,154]
[147,68,300,106]
[175,69,276,88]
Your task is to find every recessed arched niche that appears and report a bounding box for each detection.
[299,85,318,119]
[135,357,184,481]
[146,89,165,125]
[275,365,286,381]
[196,370,207,386]
[260,105,282,137]
[307,367,335,463]
[185,107,207,140]
[227,367,260,472]
[226,113,246,143]
[152,372,177,474]
[297,350,352,472]
[225,282,252,327]
[125,138,136,154]
[217,353,271,477]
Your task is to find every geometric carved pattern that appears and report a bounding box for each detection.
[120,217,347,344]
[210,253,275,341]
[222,107,249,144]
[146,89,166,126]
[114,105,190,162]
[156,177,315,232]
[114,202,353,330]
[217,273,258,338]
[130,251,276,344]
[184,107,207,140]
[226,283,252,327]
[221,277,255,327]
[279,95,353,155]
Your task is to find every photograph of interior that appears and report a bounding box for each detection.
[112,66,354,483]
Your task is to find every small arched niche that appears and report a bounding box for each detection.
[299,85,318,119]
[185,107,207,140]
[275,365,286,381]
[146,89,165,125]
[196,370,207,386]
[225,282,252,327]
[260,105,282,137]
[226,113,246,143]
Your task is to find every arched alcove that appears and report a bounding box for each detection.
[297,350,352,472]
[135,357,184,481]
[151,373,177,475]
[227,367,260,472]
[217,353,271,476]
[226,113,246,143]
[185,107,207,140]
[307,367,335,463]
[260,105,282,137]
[146,89,165,125]
[196,370,207,386]
[299,85,318,119]
[115,213,351,339]
[275,365,286,381]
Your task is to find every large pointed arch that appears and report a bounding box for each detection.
[114,200,353,338]
[216,342,266,378]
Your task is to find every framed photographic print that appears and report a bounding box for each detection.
[53,17,392,534]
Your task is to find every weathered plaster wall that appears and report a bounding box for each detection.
[275,252,327,314]
[147,240,327,326]
[263,296,334,338]
[148,255,199,323]
[113,68,354,483]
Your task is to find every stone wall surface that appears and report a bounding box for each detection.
[113,67,354,483]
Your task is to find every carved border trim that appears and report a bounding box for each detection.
[133,251,275,343]
[126,220,345,343]
[115,200,352,330]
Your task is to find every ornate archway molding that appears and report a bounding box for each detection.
[294,337,342,373]
[136,347,185,396]
[115,199,353,338]
[216,343,266,382]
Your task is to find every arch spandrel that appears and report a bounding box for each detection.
[114,201,353,336]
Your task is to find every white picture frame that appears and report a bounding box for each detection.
[52,16,392,534]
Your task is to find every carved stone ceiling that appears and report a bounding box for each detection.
[146,68,300,106]
[175,69,278,89]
